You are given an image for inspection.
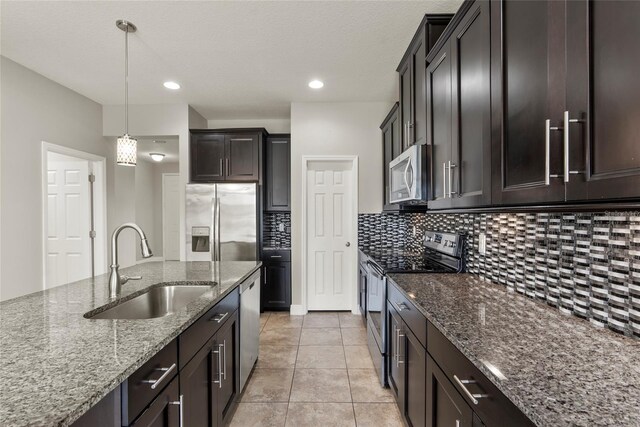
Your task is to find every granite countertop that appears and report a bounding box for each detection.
[0,261,260,427]
[387,273,640,427]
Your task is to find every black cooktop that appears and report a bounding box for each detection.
[366,252,457,274]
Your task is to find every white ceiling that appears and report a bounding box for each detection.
[1,0,463,120]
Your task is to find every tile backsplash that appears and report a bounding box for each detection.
[359,211,640,339]
[263,212,291,248]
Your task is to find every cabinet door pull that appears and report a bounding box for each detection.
[222,339,227,380]
[443,162,448,198]
[141,363,176,389]
[220,159,224,176]
[453,375,489,404]
[209,312,228,323]
[448,161,457,197]
[396,328,405,367]
[169,394,183,427]
[212,344,223,388]
[545,119,563,184]
[226,158,230,175]
[563,110,584,183]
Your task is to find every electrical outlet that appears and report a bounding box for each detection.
[278,223,285,232]
[478,233,487,255]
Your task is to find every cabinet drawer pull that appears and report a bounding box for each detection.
[453,375,489,405]
[169,394,183,427]
[270,255,282,259]
[393,301,409,312]
[141,363,176,389]
[209,312,228,323]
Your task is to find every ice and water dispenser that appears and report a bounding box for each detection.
[191,226,210,252]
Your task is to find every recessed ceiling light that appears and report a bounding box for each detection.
[308,80,324,89]
[150,153,165,162]
[163,81,180,90]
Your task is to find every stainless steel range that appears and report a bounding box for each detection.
[363,230,465,387]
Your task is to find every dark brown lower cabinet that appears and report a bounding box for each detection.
[426,354,473,427]
[387,302,426,427]
[130,377,180,427]
[215,311,239,426]
[180,309,239,427]
[262,252,291,311]
[180,336,216,427]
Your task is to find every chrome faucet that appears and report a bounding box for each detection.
[109,223,153,298]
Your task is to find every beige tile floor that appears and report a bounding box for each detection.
[230,311,404,427]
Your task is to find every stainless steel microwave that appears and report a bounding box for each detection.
[389,144,426,203]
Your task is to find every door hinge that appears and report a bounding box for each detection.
[88,173,96,183]
[89,230,96,239]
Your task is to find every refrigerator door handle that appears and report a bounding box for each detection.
[215,197,221,262]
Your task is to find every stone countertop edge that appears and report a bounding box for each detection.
[386,273,640,427]
[0,261,261,427]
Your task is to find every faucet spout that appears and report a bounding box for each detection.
[109,223,153,298]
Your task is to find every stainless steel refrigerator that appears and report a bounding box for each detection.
[186,183,258,262]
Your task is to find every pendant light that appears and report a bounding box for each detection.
[116,20,137,166]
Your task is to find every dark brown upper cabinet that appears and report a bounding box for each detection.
[381,103,402,211]
[265,134,291,212]
[398,14,453,152]
[565,0,640,201]
[491,0,568,206]
[190,133,226,181]
[427,0,492,210]
[190,129,266,183]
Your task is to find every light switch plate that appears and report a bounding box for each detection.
[412,226,417,237]
[478,233,486,255]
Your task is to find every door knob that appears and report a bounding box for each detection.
[345,242,351,247]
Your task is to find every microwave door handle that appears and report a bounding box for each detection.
[403,161,411,194]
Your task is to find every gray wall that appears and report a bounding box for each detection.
[289,101,391,310]
[0,56,109,301]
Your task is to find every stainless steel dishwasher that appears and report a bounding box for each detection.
[239,270,261,391]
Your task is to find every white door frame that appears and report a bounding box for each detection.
[301,155,359,314]
[41,142,108,289]
[162,173,180,261]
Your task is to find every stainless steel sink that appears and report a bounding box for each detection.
[86,285,213,319]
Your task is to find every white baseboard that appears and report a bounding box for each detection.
[290,305,307,316]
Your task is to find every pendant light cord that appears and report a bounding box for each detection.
[124,23,129,135]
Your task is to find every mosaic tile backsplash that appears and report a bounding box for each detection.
[263,212,291,248]
[358,211,640,339]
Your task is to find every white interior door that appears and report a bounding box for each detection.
[46,157,91,288]
[306,160,355,311]
[163,174,181,261]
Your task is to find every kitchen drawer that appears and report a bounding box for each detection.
[262,249,291,262]
[121,339,178,426]
[179,288,239,369]
[427,322,534,427]
[387,279,427,348]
